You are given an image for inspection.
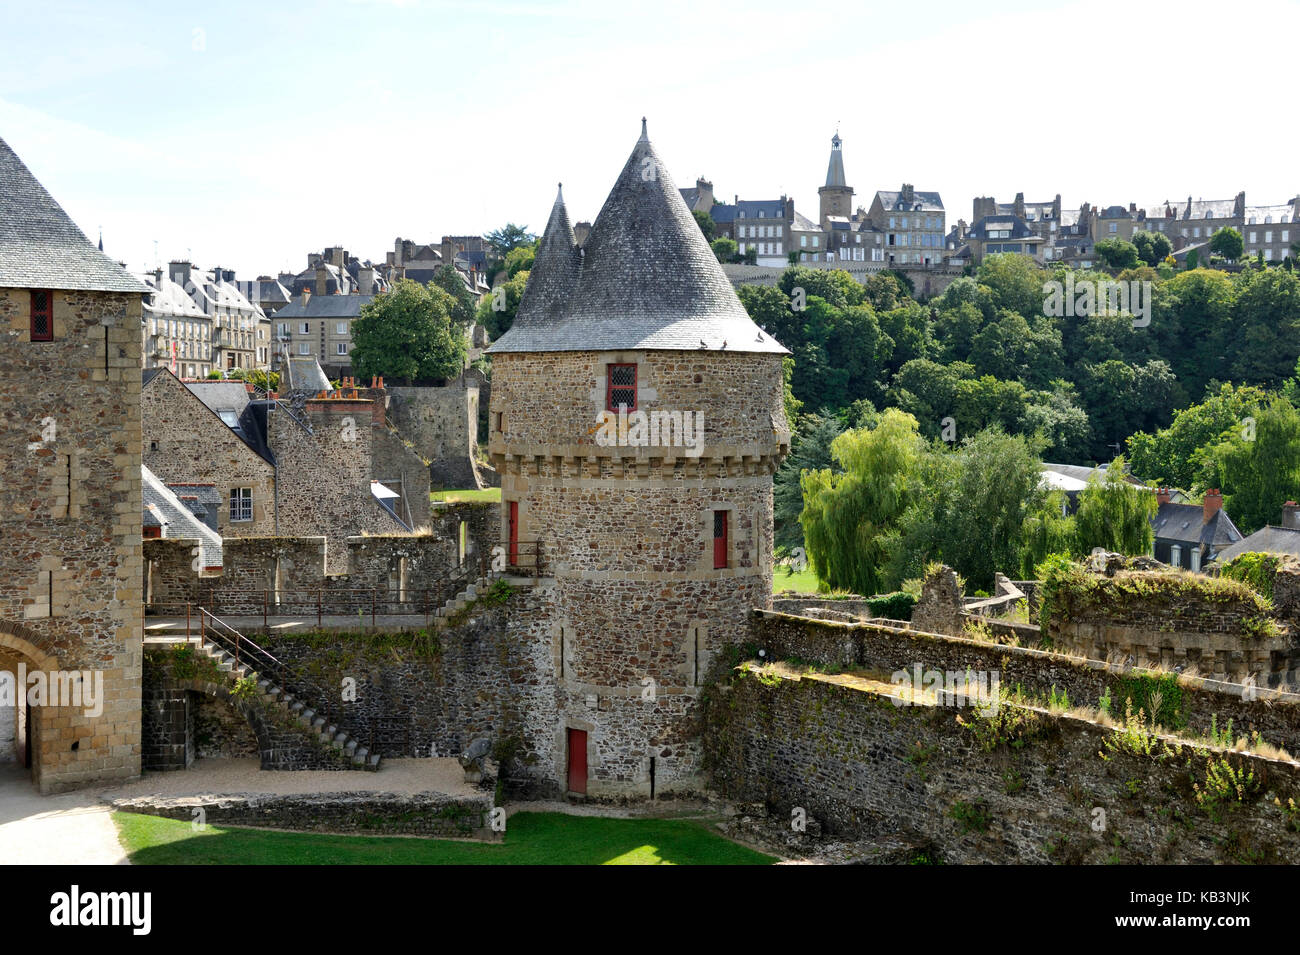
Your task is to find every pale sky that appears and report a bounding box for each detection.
[3,0,1297,279]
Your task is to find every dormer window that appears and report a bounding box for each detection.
[607,363,637,412]
[30,290,53,341]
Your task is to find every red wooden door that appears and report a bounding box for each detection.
[713,510,728,569]
[567,728,587,795]
[507,500,519,566]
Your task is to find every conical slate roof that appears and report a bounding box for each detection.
[0,136,148,293]
[512,184,580,327]
[824,132,847,188]
[490,121,787,355]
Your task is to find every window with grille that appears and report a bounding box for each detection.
[230,487,253,522]
[30,290,53,341]
[607,363,637,412]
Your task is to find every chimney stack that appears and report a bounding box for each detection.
[359,265,375,296]
[1157,487,1172,506]
[315,266,329,297]
[1203,489,1224,524]
[1283,501,1300,529]
[301,287,312,306]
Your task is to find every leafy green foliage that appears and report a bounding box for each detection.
[1209,227,1244,263]
[1220,552,1283,600]
[484,223,535,255]
[1202,396,1300,533]
[1095,238,1140,271]
[1111,673,1185,729]
[1073,457,1156,556]
[351,279,467,384]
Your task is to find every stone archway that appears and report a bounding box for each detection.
[143,676,273,771]
[0,630,60,787]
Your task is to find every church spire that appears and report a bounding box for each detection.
[824,130,847,188]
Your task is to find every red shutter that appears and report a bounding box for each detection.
[507,500,519,566]
[713,510,728,569]
[30,290,53,341]
[567,728,588,795]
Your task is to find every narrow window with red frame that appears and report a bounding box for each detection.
[607,363,637,412]
[30,290,53,341]
[713,510,728,569]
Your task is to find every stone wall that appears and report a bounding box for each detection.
[254,580,562,796]
[142,370,276,537]
[111,791,493,839]
[369,424,432,529]
[388,381,482,490]
[145,532,463,615]
[704,666,1300,863]
[0,287,143,792]
[269,398,405,572]
[1044,563,1291,682]
[752,610,1300,757]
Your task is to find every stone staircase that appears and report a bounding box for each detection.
[195,639,381,771]
[429,573,498,629]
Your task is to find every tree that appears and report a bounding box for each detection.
[476,270,529,338]
[431,264,477,327]
[920,429,1053,590]
[692,209,717,241]
[1210,227,1244,263]
[1125,383,1270,488]
[1095,238,1141,271]
[711,237,737,263]
[484,223,536,255]
[503,243,537,280]
[1132,230,1173,267]
[1204,396,1300,534]
[1073,458,1156,555]
[800,409,926,595]
[773,413,844,556]
[351,279,467,384]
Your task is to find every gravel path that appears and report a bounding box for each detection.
[99,757,478,798]
[0,763,129,865]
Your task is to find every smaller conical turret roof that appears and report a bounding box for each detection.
[490,121,786,355]
[512,183,580,327]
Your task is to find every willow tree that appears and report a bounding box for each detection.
[1073,457,1156,555]
[799,409,925,595]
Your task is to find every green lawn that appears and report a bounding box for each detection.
[113,810,774,866]
[431,487,501,503]
[774,566,821,593]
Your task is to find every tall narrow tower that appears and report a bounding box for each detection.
[818,131,854,228]
[487,120,790,798]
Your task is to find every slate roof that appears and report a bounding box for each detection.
[967,214,1040,240]
[142,466,224,568]
[143,273,207,318]
[281,356,332,393]
[1245,204,1296,224]
[1152,502,1242,549]
[825,133,847,188]
[186,381,251,420]
[490,121,788,355]
[274,294,374,319]
[877,189,944,213]
[0,136,149,293]
[1214,526,1300,563]
[1181,197,1238,220]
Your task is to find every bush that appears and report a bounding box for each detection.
[1220,552,1282,600]
[866,591,916,621]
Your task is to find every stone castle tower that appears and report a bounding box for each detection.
[818,131,854,228]
[0,137,147,792]
[488,120,790,798]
